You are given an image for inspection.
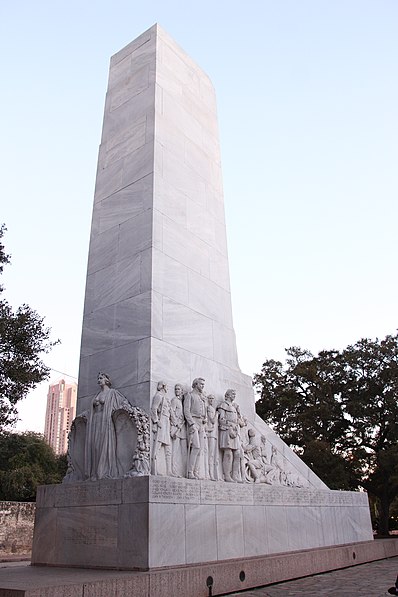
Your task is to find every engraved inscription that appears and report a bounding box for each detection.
[252,486,368,507]
[253,485,276,505]
[64,526,117,547]
[150,477,199,503]
[201,482,253,504]
[55,479,122,507]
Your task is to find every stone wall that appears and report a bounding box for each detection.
[0,502,35,556]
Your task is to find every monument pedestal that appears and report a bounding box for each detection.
[32,476,372,571]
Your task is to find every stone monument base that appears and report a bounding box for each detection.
[3,539,398,597]
[32,476,373,570]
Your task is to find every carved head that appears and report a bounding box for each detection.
[224,388,236,402]
[174,384,183,397]
[207,394,215,405]
[157,381,167,392]
[192,377,205,393]
[248,428,256,438]
[97,372,112,387]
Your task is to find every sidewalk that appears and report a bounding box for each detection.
[228,556,398,597]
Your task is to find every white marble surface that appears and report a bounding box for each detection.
[84,255,142,314]
[56,504,119,568]
[216,505,245,560]
[78,24,251,427]
[121,142,154,188]
[32,476,374,570]
[212,322,239,369]
[154,176,188,228]
[185,504,217,563]
[102,116,147,169]
[101,87,155,149]
[148,503,186,567]
[109,28,152,69]
[266,505,289,554]
[160,210,211,277]
[242,505,268,557]
[93,158,124,203]
[162,296,214,358]
[118,502,149,569]
[98,175,153,234]
[109,64,150,112]
[86,224,119,275]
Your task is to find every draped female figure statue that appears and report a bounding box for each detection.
[63,371,150,483]
[84,372,132,480]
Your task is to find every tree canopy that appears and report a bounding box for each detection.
[254,333,398,535]
[0,225,58,427]
[0,431,67,501]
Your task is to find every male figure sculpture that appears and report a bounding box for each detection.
[183,377,207,479]
[269,445,285,485]
[170,383,187,478]
[245,428,273,483]
[151,381,172,476]
[206,395,219,481]
[217,389,242,482]
[235,406,248,483]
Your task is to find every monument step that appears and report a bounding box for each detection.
[2,540,398,597]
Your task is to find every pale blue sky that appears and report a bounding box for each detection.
[1,1,397,431]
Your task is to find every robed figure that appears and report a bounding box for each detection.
[84,372,131,480]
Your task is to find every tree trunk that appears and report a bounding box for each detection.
[378,487,391,536]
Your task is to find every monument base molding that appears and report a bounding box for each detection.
[31,477,373,570]
[2,539,398,596]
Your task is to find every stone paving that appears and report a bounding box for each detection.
[227,557,398,596]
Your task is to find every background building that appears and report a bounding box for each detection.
[44,379,77,454]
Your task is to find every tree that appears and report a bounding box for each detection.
[254,333,398,535]
[0,225,58,427]
[0,431,67,501]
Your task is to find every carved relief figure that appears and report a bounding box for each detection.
[84,372,132,481]
[63,373,150,483]
[206,395,219,481]
[184,377,207,479]
[285,468,304,487]
[244,429,273,483]
[170,383,187,477]
[217,389,241,482]
[151,381,172,476]
[268,445,284,485]
[260,434,269,461]
[235,404,248,483]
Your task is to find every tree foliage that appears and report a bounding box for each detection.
[0,225,58,427]
[0,431,67,501]
[254,333,398,535]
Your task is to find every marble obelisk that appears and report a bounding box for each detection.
[77,24,253,416]
[74,24,336,485]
